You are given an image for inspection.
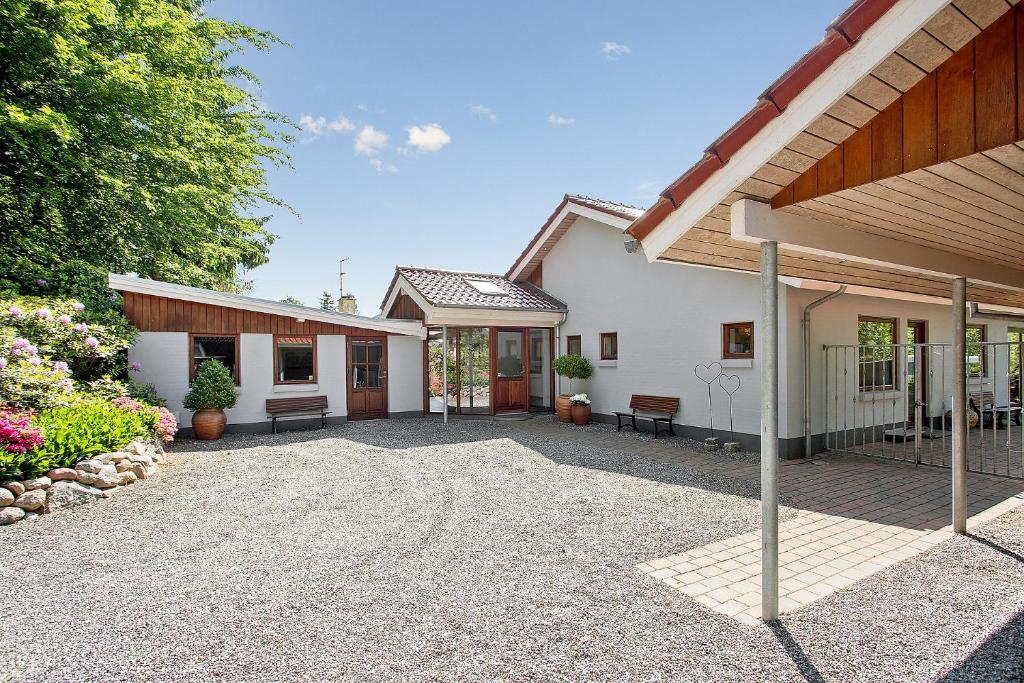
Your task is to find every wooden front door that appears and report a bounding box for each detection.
[348,337,388,420]
[493,328,528,413]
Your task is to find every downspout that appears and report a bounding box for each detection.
[554,320,562,395]
[803,285,847,459]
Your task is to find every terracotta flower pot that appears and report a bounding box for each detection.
[192,408,227,441]
[556,394,572,422]
[570,403,591,426]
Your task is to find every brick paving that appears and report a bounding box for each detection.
[516,419,1024,626]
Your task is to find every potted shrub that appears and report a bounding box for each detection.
[182,360,237,440]
[553,354,593,422]
[569,393,592,426]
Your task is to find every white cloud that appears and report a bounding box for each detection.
[354,125,389,156]
[300,113,355,137]
[547,113,575,126]
[369,158,398,174]
[406,123,451,153]
[327,116,355,133]
[601,41,632,60]
[470,104,497,122]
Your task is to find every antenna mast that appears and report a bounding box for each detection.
[339,257,350,302]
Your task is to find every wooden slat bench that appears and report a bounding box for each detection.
[614,395,680,438]
[265,396,330,433]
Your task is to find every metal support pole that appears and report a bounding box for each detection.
[760,240,779,622]
[442,325,449,426]
[952,278,967,533]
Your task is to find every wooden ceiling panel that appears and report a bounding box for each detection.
[871,53,928,92]
[954,0,1015,29]
[897,30,955,72]
[847,75,902,111]
[924,4,982,50]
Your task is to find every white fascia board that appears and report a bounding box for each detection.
[640,0,949,262]
[108,274,426,338]
[380,273,435,321]
[731,199,1024,291]
[425,307,566,328]
[507,202,634,281]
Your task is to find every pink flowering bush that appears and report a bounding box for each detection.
[152,407,178,443]
[0,408,47,480]
[0,295,135,384]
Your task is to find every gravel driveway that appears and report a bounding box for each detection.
[1,417,1022,682]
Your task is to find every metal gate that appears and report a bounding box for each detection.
[822,341,1024,479]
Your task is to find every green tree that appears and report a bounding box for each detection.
[280,296,304,306]
[319,291,335,310]
[0,0,294,293]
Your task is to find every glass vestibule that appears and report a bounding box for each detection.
[427,327,491,415]
[425,326,553,415]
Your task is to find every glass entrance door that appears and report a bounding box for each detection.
[459,328,490,414]
[528,328,552,411]
[495,328,528,412]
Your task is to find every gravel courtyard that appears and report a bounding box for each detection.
[2,417,1023,682]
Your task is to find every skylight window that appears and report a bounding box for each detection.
[464,278,507,296]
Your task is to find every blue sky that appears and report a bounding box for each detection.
[209,0,851,312]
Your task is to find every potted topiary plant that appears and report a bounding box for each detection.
[182,360,237,440]
[569,393,592,426]
[553,354,593,423]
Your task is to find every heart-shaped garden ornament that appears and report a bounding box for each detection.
[694,362,722,385]
[719,373,741,396]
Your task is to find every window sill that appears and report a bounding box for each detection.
[721,358,753,368]
[597,360,618,367]
[859,390,900,402]
[273,383,319,393]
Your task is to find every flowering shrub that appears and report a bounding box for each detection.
[0,333,75,410]
[112,396,177,443]
[29,398,156,472]
[0,295,135,383]
[0,408,46,480]
[152,407,178,443]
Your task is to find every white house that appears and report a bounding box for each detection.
[113,193,1020,458]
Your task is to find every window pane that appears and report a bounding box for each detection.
[497,331,523,377]
[727,325,752,355]
[367,342,383,364]
[277,338,314,382]
[193,336,236,381]
[366,364,381,388]
[352,342,367,364]
[567,336,581,356]
[858,319,896,391]
[967,325,985,376]
[601,333,617,360]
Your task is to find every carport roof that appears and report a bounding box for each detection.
[626,0,1024,308]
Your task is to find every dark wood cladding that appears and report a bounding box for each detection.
[386,293,425,320]
[525,262,543,288]
[123,292,397,336]
[773,7,1023,209]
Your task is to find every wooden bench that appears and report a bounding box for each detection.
[265,396,330,433]
[614,395,680,438]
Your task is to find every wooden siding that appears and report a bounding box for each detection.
[123,292,401,336]
[773,7,1024,209]
[525,262,543,288]
[386,293,426,320]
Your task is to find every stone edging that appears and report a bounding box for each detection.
[0,438,165,526]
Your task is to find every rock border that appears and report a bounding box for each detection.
[0,438,165,526]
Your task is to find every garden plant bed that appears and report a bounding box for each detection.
[0,437,166,526]
[1,417,1021,681]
